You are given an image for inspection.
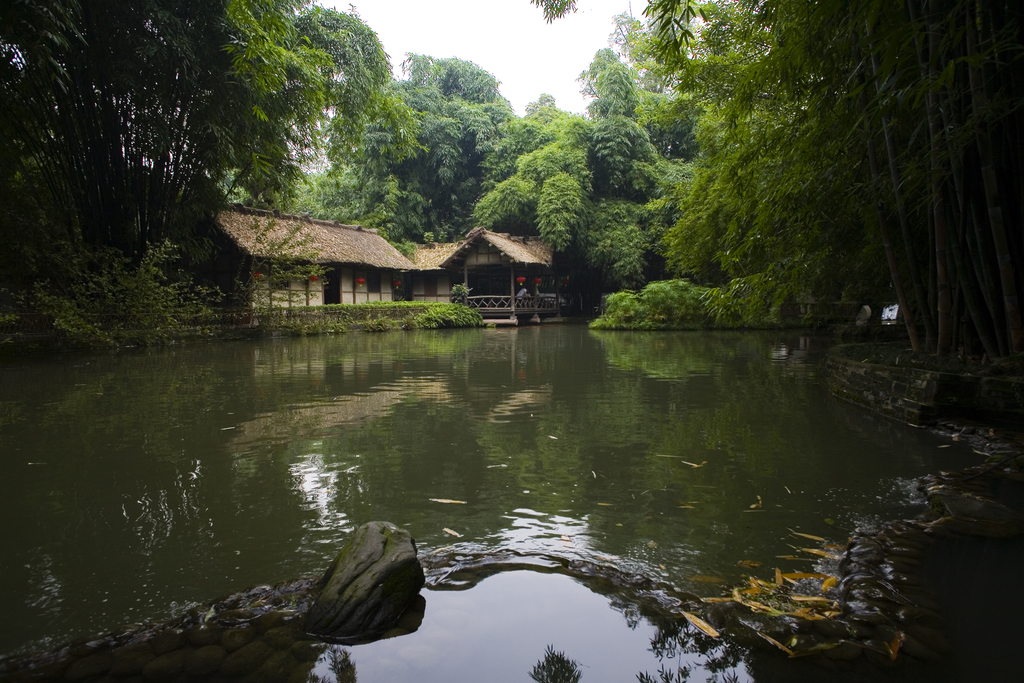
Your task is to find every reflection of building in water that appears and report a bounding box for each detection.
[227,378,453,451]
[485,388,553,423]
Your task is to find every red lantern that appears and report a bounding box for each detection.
[253,272,263,279]
[309,275,319,282]
[356,277,365,286]
[561,278,570,286]
[516,276,526,284]
[393,280,401,288]
[533,277,542,285]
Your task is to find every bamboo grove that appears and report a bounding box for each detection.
[849,0,1024,358]
[658,0,1024,357]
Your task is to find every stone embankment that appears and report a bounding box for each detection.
[825,346,1024,425]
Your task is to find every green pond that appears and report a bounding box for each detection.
[0,327,979,681]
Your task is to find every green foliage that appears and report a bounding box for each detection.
[352,55,514,243]
[591,279,710,330]
[537,173,583,250]
[450,283,471,305]
[472,46,681,295]
[411,303,484,329]
[30,241,216,346]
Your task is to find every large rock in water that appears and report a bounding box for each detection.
[305,521,424,641]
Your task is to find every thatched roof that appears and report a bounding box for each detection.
[413,242,463,270]
[217,206,415,270]
[436,227,553,269]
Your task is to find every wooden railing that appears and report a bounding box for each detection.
[466,295,559,312]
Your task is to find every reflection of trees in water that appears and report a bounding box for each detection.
[639,617,746,683]
[529,645,582,683]
[310,645,357,683]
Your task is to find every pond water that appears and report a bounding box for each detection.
[0,327,979,681]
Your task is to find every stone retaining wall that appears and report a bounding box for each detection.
[824,348,1024,425]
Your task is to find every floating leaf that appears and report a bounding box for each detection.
[886,632,906,660]
[790,595,831,603]
[681,611,720,638]
[597,502,613,506]
[548,435,558,439]
[561,535,571,542]
[821,575,838,591]
[442,528,462,537]
[681,460,706,468]
[757,632,794,656]
[647,540,658,548]
[776,555,815,561]
[788,528,825,542]
[659,564,666,570]
[702,597,734,603]
[742,509,766,513]
[775,567,783,586]
[749,495,763,509]
[799,548,840,560]
[789,642,840,658]
[430,498,467,504]
[678,505,695,509]
[824,518,835,525]
[737,560,762,568]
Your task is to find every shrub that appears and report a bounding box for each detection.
[591,279,710,330]
[31,241,216,346]
[412,303,484,329]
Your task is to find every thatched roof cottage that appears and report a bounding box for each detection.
[208,206,415,305]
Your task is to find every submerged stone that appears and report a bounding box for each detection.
[305,521,424,642]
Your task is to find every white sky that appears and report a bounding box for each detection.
[326,0,640,115]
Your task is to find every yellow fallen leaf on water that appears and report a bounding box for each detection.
[659,564,666,570]
[549,435,558,439]
[776,555,815,561]
[788,642,840,658]
[790,595,831,603]
[758,632,794,656]
[788,528,825,542]
[702,597,734,603]
[442,528,462,537]
[886,632,906,660]
[938,444,951,448]
[821,575,838,591]
[681,460,707,468]
[678,505,695,509]
[561,535,572,542]
[430,498,467,504]
[775,567,783,586]
[749,495,763,509]
[647,540,658,548]
[681,611,720,638]
[597,502,613,506]
[737,560,762,568]
[799,548,841,560]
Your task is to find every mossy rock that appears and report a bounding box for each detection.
[304,521,424,642]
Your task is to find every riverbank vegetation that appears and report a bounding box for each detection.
[2,1,1022,359]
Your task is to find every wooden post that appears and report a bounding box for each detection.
[510,266,516,316]
[554,275,560,316]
